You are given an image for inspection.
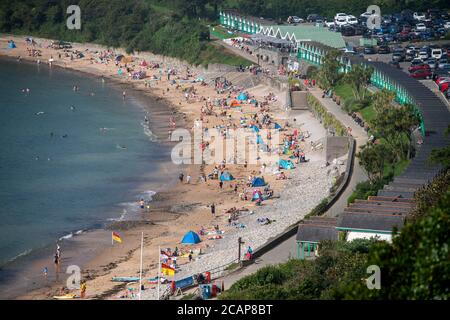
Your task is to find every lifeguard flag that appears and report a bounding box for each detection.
[112,232,122,243]
[161,263,175,276]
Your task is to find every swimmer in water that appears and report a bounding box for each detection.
[35,111,45,115]
[62,134,68,138]
[50,132,54,137]
[70,105,75,111]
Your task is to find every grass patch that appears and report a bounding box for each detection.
[384,159,410,178]
[225,262,240,271]
[334,83,354,100]
[199,43,253,67]
[359,105,376,122]
[209,25,237,39]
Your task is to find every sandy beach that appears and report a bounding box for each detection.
[0,35,341,300]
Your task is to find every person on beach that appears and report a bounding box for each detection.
[43,267,48,279]
[80,281,87,299]
[210,203,216,216]
[188,253,193,262]
[219,181,223,189]
[56,244,61,260]
[122,91,126,99]
[54,253,60,273]
[179,173,184,183]
[139,198,145,209]
[186,175,191,184]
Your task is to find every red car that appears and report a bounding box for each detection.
[408,63,430,73]
[410,69,432,79]
[439,82,449,93]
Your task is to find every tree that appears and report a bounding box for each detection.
[317,50,342,91]
[429,125,450,169]
[357,143,394,182]
[344,64,373,101]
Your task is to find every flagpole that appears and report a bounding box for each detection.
[138,232,143,300]
[157,245,161,300]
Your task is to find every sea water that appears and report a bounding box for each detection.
[0,58,171,268]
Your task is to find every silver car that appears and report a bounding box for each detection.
[426,59,437,69]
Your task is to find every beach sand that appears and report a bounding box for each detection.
[0,35,337,300]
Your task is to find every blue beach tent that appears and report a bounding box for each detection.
[251,125,260,133]
[237,92,248,101]
[220,171,235,181]
[279,159,295,170]
[8,41,16,49]
[274,123,282,130]
[256,135,264,145]
[181,231,201,244]
[251,177,266,187]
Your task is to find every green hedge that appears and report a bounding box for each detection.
[307,93,347,136]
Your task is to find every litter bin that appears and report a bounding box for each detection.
[199,284,211,300]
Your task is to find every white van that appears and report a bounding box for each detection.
[431,48,443,59]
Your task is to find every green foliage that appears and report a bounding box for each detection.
[307,93,347,136]
[220,240,375,300]
[344,186,450,300]
[411,169,450,220]
[357,143,394,182]
[429,125,450,169]
[0,0,248,66]
[347,178,389,204]
[305,198,330,218]
[344,65,373,101]
[317,50,342,91]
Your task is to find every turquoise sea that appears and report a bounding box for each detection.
[0,58,173,293]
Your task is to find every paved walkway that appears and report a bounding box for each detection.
[307,88,369,217]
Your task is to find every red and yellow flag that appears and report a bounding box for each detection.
[161,263,175,276]
[112,231,122,243]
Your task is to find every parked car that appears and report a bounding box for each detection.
[392,52,405,62]
[335,17,348,27]
[438,63,450,72]
[418,50,429,60]
[408,63,430,73]
[410,69,432,79]
[426,58,438,69]
[431,48,443,60]
[415,23,427,31]
[378,45,391,54]
[413,12,426,21]
[346,15,358,25]
[334,13,348,21]
[364,46,376,54]
[307,14,322,22]
[439,82,449,93]
[389,60,401,69]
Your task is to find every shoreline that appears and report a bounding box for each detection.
[0,35,336,300]
[0,54,184,299]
